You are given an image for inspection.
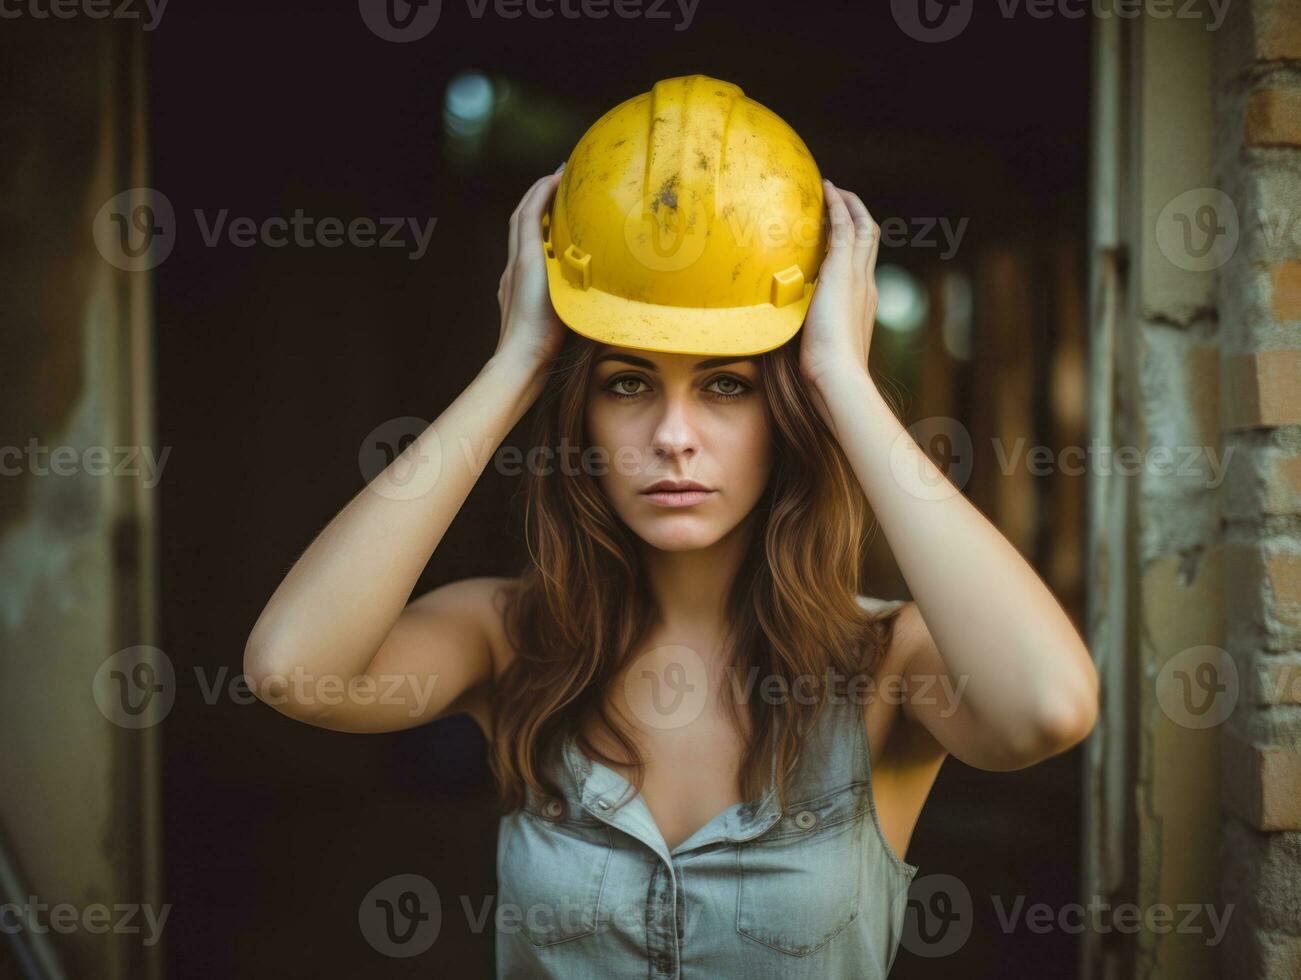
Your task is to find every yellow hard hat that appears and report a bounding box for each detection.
[542,74,828,357]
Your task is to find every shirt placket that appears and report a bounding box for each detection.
[647,860,678,977]
[561,734,786,977]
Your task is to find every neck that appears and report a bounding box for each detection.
[638,513,756,633]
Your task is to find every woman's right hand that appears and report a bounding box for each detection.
[493,166,569,373]
[242,169,574,737]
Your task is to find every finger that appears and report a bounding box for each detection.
[507,173,554,264]
[840,190,878,275]
[502,214,517,311]
[506,201,522,274]
[507,183,536,263]
[820,179,854,279]
[516,170,564,268]
[503,173,555,310]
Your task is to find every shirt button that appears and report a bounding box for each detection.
[794,809,817,830]
[543,799,564,819]
[596,798,611,810]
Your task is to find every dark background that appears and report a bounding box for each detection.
[152,1,1090,976]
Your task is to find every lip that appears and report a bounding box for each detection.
[639,480,715,508]
[642,479,710,493]
[641,489,716,508]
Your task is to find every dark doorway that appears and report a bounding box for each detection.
[154,2,1090,976]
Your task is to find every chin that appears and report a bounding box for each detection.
[621,508,740,553]
[633,526,722,552]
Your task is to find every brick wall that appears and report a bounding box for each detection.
[1215,0,1301,975]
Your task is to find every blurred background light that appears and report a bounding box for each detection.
[875,263,929,335]
[443,70,496,160]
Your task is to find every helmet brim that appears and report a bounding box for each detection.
[545,253,816,358]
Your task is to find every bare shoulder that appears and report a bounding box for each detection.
[408,575,519,738]
[858,597,948,864]
[410,574,520,681]
[861,598,949,767]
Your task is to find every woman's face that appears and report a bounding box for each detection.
[585,344,773,552]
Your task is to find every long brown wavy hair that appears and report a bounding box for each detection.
[488,329,904,815]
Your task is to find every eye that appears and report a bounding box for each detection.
[705,374,752,401]
[606,374,650,399]
[602,373,753,402]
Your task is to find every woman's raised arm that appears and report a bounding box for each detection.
[242,168,567,733]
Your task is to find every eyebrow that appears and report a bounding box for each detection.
[592,352,757,371]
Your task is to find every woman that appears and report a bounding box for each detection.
[244,76,1099,978]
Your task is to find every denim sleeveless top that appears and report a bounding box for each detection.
[495,597,918,979]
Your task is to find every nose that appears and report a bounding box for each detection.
[648,386,700,462]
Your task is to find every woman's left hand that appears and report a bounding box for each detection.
[798,180,881,422]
